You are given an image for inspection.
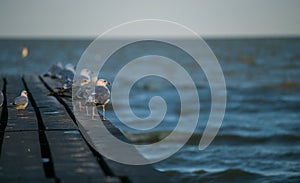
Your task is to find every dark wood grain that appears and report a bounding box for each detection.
[0,75,50,182]
[5,75,38,131]
[0,74,172,183]
[40,75,172,183]
[25,75,121,183]
[24,75,77,130]
[0,131,53,182]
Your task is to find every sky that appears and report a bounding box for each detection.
[0,0,299,38]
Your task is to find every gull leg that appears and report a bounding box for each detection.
[74,100,77,112]
[92,106,95,120]
[102,105,106,121]
[79,101,82,112]
[85,105,89,116]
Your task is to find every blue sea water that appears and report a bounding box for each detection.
[0,38,299,182]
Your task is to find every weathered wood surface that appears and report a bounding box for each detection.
[0,77,4,130]
[24,75,119,183]
[40,75,171,183]
[0,75,172,183]
[0,75,52,182]
[5,76,38,131]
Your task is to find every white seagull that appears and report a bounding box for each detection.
[76,68,93,84]
[45,61,63,78]
[59,63,75,83]
[93,79,111,120]
[12,90,28,115]
[73,75,95,112]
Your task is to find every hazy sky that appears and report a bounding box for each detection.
[0,0,299,38]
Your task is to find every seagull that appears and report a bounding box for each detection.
[50,63,74,97]
[11,90,28,115]
[71,68,93,97]
[0,91,3,107]
[75,81,93,112]
[44,61,63,78]
[76,76,98,118]
[55,80,73,95]
[94,79,111,120]
[73,75,94,111]
[76,68,93,84]
[59,63,75,83]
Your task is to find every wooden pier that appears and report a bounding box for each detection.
[0,75,171,183]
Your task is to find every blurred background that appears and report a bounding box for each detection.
[0,0,299,182]
[0,0,299,38]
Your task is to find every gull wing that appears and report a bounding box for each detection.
[14,96,28,106]
[95,86,110,105]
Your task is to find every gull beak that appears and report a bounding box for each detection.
[108,82,112,85]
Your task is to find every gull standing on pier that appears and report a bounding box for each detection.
[76,68,93,84]
[75,76,97,116]
[11,90,28,115]
[54,63,75,95]
[73,69,95,112]
[44,61,63,78]
[94,79,111,120]
[59,63,75,83]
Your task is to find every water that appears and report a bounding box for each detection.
[0,38,299,182]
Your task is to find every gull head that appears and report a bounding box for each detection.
[96,79,111,86]
[21,90,28,97]
[57,61,63,68]
[80,68,93,77]
[65,63,75,72]
[80,79,90,86]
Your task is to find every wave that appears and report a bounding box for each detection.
[266,81,300,90]
[200,169,264,183]
[206,168,261,177]
[162,168,264,183]
[124,131,300,145]
[227,80,300,91]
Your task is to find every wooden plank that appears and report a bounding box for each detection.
[5,75,38,131]
[23,75,77,130]
[0,76,3,117]
[0,76,4,127]
[77,114,171,183]
[25,75,120,182]
[46,131,120,183]
[41,75,172,183]
[0,131,53,182]
[0,76,6,156]
[0,75,52,182]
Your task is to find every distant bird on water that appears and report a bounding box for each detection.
[0,91,3,107]
[11,90,28,115]
[94,79,111,120]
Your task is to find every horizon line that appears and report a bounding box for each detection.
[0,34,300,40]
